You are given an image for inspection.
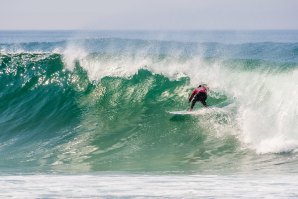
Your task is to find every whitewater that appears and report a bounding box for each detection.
[0,30,298,198]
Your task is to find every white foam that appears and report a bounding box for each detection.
[238,70,298,154]
[1,174,297,198]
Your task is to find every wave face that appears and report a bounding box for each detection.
[0,31,298,173]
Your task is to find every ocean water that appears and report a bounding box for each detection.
[0,30,298,198]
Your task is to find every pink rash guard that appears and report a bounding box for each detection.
[189,86,207,103]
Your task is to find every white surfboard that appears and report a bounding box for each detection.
[168,107,225,115]
[168,110,192,115]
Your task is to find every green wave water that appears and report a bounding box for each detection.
[0,34,298,174]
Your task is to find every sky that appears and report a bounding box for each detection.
[1,0,297,30]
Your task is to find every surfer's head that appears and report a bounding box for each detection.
[198,84,207,88]
[198,84,209,91]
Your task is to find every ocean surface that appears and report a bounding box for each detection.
[0,30,298,198]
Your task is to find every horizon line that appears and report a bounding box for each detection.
[1,29,298,32]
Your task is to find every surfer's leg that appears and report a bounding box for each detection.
[201,100,208,107]
[190,100,197,110]
[199,93,208,107]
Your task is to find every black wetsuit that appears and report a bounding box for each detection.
[190,92,207,109]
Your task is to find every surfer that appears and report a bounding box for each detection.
[188,84,208,111]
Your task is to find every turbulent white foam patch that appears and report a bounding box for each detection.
[1,174,298,198]
[236,70,298,154]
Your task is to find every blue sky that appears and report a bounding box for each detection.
[1,0,297,30]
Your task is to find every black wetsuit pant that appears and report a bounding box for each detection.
[191,92,207,109]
